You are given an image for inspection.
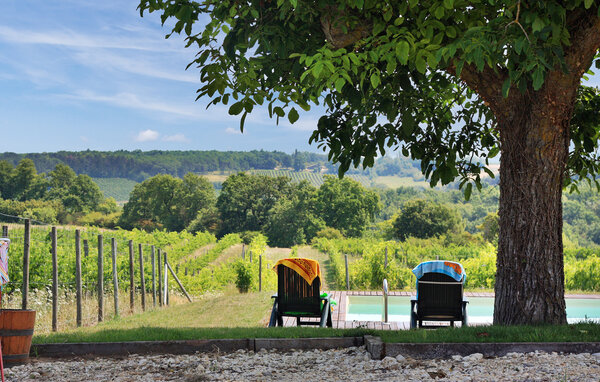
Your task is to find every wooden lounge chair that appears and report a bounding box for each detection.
[268,262,332,328]
[410,261,468,329]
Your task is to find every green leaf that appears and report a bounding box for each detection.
[502,78,511,98]
[240,111,248,132]
[443,0,454,9]
[370,72,381,88]
[483,167,496,179]
[313,62,324,78]
[446,26,457,38]
[464,182,472,201]
[228,101,244,115]
[273,106,285,117]
[532,17,544,33]
[585,0,593,9]
[434,6,445,19]
[335,77,346,92]
[532,67,545,91]
[396,41,410,65]
[415,53,427,74]
[289,0,298,7]
[488,147,500,158]
[288,108,299,124]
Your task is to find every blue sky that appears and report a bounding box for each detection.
[0,1,321,154]
[1,2,599,155]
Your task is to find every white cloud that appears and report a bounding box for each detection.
[63,91,204,119]
[135,129,159,142]
[163,133,189,142]
[75,51,197,83]
[0,25,179,53]
[225,127,243,135]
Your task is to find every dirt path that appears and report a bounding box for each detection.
[178,243,217,263]
[210,243,244,266]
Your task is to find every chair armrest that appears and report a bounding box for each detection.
[410,296,417,302]
[462,297,469,304]
[271,293,278,299]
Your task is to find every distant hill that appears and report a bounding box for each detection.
[2,150,493,197]
[0,150,329,182]
[248,170,372,188]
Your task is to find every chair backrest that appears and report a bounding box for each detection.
[277,264,321,315]
[416,272,463,318]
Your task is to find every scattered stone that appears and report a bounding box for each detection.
[4,348,600,381]
[381,356,399,370]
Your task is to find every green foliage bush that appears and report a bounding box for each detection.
[234,259,253,293]
[393,199,463,240]
[313,227,344,241]
[565,254,600,291]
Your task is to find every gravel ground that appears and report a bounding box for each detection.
[5,347,600,381]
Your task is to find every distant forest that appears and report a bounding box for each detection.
[0,150,329,181]
[0,150,427,182]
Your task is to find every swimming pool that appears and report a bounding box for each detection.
[345,296,600,324]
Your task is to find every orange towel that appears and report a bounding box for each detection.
[272,258,322,286]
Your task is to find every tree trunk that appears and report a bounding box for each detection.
[494,87,573,325]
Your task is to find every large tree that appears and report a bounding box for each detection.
[315,176,380,237]
[216,173,293,235]
[139,1,600,324]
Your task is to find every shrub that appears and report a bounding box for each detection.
[313,227,344,241]
[234,259,253,293]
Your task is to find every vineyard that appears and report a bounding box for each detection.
[0,222,272,332]
[249,170,372,188]
[312,237,600,292]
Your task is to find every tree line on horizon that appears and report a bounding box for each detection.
[0,150,327,181]
[0,149,433,183]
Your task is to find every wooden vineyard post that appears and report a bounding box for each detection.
[259,255,262,292]
[22,219,30,310]
[165,261,192,303]
[249,250,252,263]
[345,254,350,290]
[164,252,169,306]
[241,244,245,259]
[83,239,89,257]
[139,244,146,311]
[111,238,119,318]
[75,229,82,327]
[151,246,156,307]
[1,226,7,237]
[163,252,169,306]
[51,227,58,332]
[128,240,134,313]
[157,249,162,307]
[385,246,388,269]
[98,234,104,322]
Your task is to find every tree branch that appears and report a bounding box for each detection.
[563,8,600,84]
[446,63,509,117]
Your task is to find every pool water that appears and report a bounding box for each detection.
[346,296,600,324]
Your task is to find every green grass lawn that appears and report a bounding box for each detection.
[34,285,600,345]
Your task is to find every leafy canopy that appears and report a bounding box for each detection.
[139,0,600,195]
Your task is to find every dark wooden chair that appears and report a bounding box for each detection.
[268,264,332,327]
[410,272,468,328]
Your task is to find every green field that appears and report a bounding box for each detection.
[249,169,372,187]
[93,177,138,202]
